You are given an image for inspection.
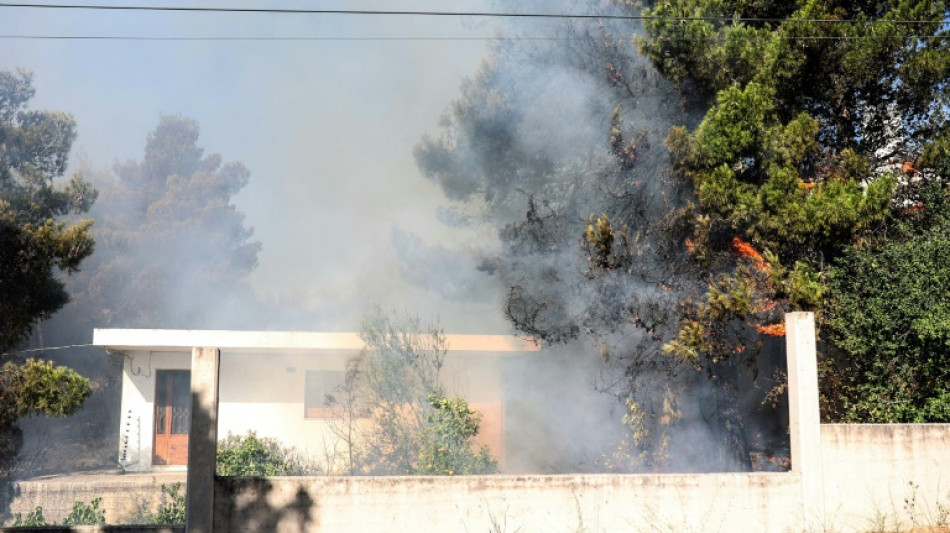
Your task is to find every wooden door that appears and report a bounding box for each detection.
[153,370,190,465]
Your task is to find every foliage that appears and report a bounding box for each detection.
[0,358,91,475]
[640,0,950,156]
[55,114,260,332]
[217,431,305,476]
[416,0,949,468]
[639,0,950,425]
[11,506,46,527]
[126,482,187,525]
[0,68,97,353]
[0,359,92,418]
[0,68,95,475]
[416,394,497,475]
[824,188,950,422]
[61,497,105,526]
[150,483,187,525]
[326,307,497,475]
[414,3,768,470]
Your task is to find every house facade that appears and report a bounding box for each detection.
[93,329,538,473]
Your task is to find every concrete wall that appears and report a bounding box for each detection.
[2,473,186,526]
[8,423,950,533]
[214,473,803,533]
[819,423,950,532]
[204,422,950,533]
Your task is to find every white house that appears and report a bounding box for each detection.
[93,329,539,473]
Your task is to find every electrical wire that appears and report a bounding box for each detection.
[0,35,567,41]
[0,34,944,42]
[0,2,945,26]
[1,343,95,357]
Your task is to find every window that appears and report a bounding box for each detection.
[304,370,346,418]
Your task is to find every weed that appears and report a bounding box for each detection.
[62,497,105,525]
[12,506,46,527]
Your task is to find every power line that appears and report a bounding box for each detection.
[0,34,944,42]
[0,35,567,41]
[0,2,945,25]
[1,343,95,357]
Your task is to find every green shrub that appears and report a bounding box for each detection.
[62,497,105,525]
[152,483,186,525]
[825,199,950,422]
[12,506,46,526]
[123,482,186,525]
[217,431,304,476]
[416,394,497,475]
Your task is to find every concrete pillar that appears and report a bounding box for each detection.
[785,312,825,528]
[186,347,220,533]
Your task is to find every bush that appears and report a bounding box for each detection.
[217,432,305,476]
[825,196,950,422]
[123,482,186,525]
[62,497,105,525]
[151,483,187,525]
[416,394,497,475]
[11,498,105,527]
[12,506,46,526]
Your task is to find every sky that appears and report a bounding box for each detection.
[0,1,523,332]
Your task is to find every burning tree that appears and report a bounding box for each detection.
[415,0,950,470]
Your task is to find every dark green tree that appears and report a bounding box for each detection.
[60,115,261,330]
[417,0,950,470]
[824,183,950,422]
[0,68,95,475]
[0,68,96,352]
[638,0,950,425]
[415,6,751,470]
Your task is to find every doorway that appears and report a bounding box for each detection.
[153,369,190,465]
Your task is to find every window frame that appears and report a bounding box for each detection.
[303,369,346,419]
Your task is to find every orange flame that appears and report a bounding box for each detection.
[758,299,778,313]
[732,237,769,272]
[684,237,695,253]
[800,181,815,190]
[755,323,786,337]
[902,160,916,173]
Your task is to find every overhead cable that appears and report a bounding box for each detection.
[0,34,944,42]
[0,3,945,25]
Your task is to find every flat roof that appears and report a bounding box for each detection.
[93,328,540,355]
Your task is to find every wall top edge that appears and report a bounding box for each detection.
[93,328,540,354]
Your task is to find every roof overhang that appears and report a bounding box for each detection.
[93,328,540,356]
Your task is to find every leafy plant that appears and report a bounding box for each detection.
[217,431,304,476]
[121,482,186,525]
[825,200,950,422]
[1,359,92,419]
[416,394,497,475]
[12,506,46,526]
[61,497,105,525]
[0,358,91,475]
[151,482,187,525]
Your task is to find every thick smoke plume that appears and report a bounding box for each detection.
[408,0,789,471]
